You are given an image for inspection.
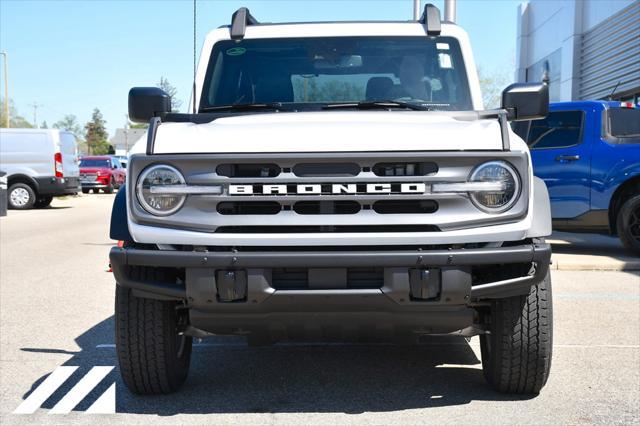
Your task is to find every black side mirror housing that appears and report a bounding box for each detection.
[128,87,171,123]
[501,82,549,121]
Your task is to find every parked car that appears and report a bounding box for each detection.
[514,101,640,254]
[110,5,554,396]
[79,155,126,194]
[0,128,80,209]
[114,155,128,169]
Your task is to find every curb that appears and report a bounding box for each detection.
[550,257,640,272]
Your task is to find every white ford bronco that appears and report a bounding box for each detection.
[110,5,553,395]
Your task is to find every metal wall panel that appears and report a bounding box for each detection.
[579,1,640,100]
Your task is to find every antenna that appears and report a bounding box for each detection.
[192,0,197,114]
[608,80,621,100]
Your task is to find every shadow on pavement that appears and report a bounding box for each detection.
[20,315,532,415]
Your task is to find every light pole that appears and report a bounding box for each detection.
[413,0,420,20]
[0,52,8,128]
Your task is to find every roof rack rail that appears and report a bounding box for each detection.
[230,7,258,40]
[420,3,441,36]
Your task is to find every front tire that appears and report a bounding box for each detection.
[617,194,640,255]
[8,183,36,209]
[480,270,553,394]
[115,285,192,394]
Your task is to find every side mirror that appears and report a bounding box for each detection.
[128,87,171,123]
[501,82,549,121]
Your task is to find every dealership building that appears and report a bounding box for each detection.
[516,0,640,103]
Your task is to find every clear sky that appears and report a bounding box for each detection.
[0,0,521,136]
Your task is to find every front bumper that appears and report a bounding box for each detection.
[110,241,551,338]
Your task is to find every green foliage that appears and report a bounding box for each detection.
[84,108,109,155]
[0,98,34,128]
[41,121,48,129]
[53,114,83,137]
[157,76,182,112]
[478,67,510,109]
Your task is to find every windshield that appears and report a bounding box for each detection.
[607,108,640,139]
[80,159,110,168]
[200,36,472,111]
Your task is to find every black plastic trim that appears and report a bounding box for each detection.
[110,242,551,301]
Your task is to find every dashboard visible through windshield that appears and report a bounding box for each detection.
[200,36,472,111]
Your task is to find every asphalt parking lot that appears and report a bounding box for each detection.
[0,194,638,425]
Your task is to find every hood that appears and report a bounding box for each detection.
[143,111,504,154]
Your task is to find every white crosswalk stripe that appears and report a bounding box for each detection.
[13,366,115,414]
[13,366,78,414]
[50,366,114,414]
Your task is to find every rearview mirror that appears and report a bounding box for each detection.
[501,82,549,121]
[128,87,171,123]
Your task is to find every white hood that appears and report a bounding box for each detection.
[134,111,504,154]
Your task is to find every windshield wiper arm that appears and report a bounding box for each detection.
[200,102,284,112]
[323,100,431,111]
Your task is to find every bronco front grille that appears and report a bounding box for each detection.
[129,151,530,234]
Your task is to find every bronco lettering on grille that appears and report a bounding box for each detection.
[229,183,427,195]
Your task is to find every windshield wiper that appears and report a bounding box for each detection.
[200,102,285,112]
[323,100,432,111]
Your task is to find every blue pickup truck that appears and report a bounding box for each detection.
[514,101,640,254]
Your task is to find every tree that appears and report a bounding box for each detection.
[84,108,110,155]
[53,114,82,136]
[41,121,48,129]
[478,66,511,109]
[0,98,34,128]
[157,77,182,112]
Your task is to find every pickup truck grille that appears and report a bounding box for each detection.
[129,151,530,235]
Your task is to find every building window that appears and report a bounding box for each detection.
[526,49,561,101]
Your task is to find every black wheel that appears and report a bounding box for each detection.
[82,188,90,194]
[104,178,115,194]
[34,196,53,208]
[8,183,36,209]
[115,284,192,395]
[480,270,553,394]
[617,194,640,255]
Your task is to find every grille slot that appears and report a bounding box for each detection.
[373,200,438,214]
[217,202,281,215]
[294,201,361,215]
[293,163,360,177]
[271,267,383,289]
[217,163,280,177]
[372,162,438,176]
[215,225,440,233]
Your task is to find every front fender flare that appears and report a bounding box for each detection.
[526,177,552,238]
[110,186,133,241]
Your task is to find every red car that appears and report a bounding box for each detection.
[79,156,126,194]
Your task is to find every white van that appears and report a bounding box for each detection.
[0,128,80,209]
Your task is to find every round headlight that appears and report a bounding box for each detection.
[136,165,186,216]
[469,161,521,213]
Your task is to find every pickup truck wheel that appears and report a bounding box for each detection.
[8,183,36,209]
[480,270,553,394]
[617,194,640,255]
[81,188,90,194]
[34,196,53,208]
[104,178,115,194]
[115,285,192,394]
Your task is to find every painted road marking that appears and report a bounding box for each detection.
[13,366,78,414]
[14,366,115,414]
[50,366,114,414]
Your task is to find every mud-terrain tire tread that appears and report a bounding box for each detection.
[115,270,191,395]
[481,270,552,394]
